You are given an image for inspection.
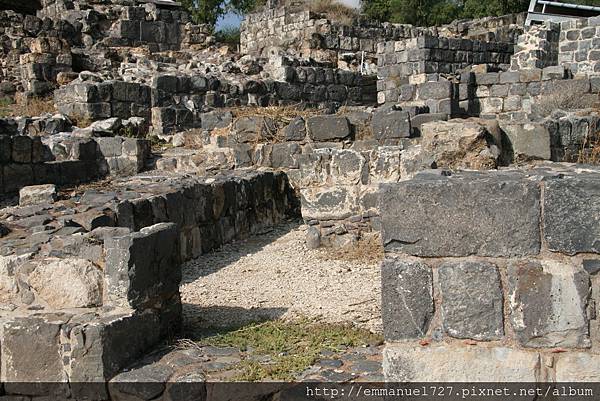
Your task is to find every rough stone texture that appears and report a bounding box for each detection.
[19,184,57,206]
[27,258,103,308]
[307,116,351,142]
[501,122,551,161]
[380,171,541,257]
[438,260,504,340]
[1,314,67,384]
[381,257,433,340]
[420,119,501,170]
[543,175,600,255]
[104,222,180,310]
[371,109,411,141]
[555,353,600,381]
[383,345,540,382]
[508,260,590,348]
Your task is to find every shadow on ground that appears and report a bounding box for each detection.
[181,304,288,339]
[180,220,301,283]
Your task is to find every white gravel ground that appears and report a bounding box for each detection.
[180,222,382,335]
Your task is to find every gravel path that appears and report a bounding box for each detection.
[181,222,382,335]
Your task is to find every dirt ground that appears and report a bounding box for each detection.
[180,222,383,336]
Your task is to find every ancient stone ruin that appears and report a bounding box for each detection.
[1,0,600,397]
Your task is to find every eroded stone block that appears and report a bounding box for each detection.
[381,257,433,340]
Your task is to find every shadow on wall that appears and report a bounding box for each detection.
[181,304,289,339]
[0,0,40,14]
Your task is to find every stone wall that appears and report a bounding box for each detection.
[0,117,151,194]
[377,35,514,105]
[380,166,600,381]
[385,67,600,122]
[241,6,524,74]
[55,70,378,134]
[510,22,559,71]
[0,169,297,396]
[558,16,600,75]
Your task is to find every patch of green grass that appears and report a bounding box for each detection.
[194,319,382,381]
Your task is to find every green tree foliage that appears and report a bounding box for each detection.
[360,0,534,26]
[180,0,261,26]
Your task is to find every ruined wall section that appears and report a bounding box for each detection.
[380,167,600,381]
[558,16,600,75]
[377,35,514,105]
[0,169,296,396]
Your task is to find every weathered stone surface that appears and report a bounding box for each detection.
[420,119,501,170]
[330,149,366,185]
[300,186,359,221]
[109,363,174,400]
[307,116,351,142]
[508,260,590,348]
[1,315,68,385]
[383,345,540,381]
[104,222,180,309]
[28,258,103,308]
[305,226,321,249]
[543,175,600,255]
[381,257,433,340]
[69,311,162,385]
[0,254,31,303]
[371,109,411,140]
[501,122,551,161]
[284,116,306,141]
[438,260,504,340]
[380,172,541,257]
[555,353,600,381]
[19,184,57,206]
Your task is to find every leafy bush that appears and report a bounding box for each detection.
[215,26,241,47]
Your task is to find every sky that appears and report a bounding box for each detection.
[216,0,361,30]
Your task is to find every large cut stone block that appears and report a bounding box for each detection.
[501,122,551,161]
[307,116,351,141]
[543,175,600,255]
[381,257,433,340]
[420,119,501,170]
[438,260,504,340]
[383,344,540,381]
[28,258,103,309]
[1,314,68,387]
[330,149,366,185]
[380,171,541,257]
[104,222,180,309]
[19,184,57,206]
[300,186,359,221]
[555,353,600,381]
[68,310,161,399]
[508,260,590,348]
[371,109,411,141]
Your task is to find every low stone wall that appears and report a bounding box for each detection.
[0,118,151,195]
[386,67,600,123]
[380,166,600,381]
[0,169,297,396]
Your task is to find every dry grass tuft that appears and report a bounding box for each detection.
[0,97,55,117]
[318,234,384,264]
[533,92,600,118]
[577,128,600,165]
[210,105,324,144]
[308,0,358,25]
[69,113,94,128]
